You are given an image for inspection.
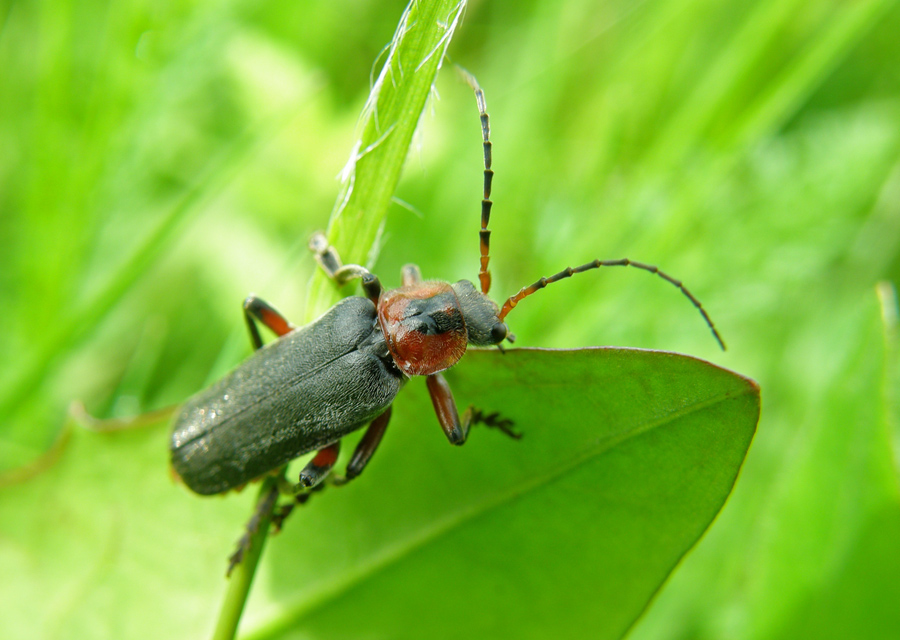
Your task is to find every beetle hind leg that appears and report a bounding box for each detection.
[226,479,329,576]
[226,410,394,575]
[227,446,337,577]
[277,441,342,495]
[299,442,341,488]
[270,484,324,532]
[226,484,279,577]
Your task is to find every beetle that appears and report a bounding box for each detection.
[169,72,726,573]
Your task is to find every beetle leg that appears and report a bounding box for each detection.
[226,483,279,577]
[270,483,325,532]
[297,441,341,489]
[309,231,345,279]
[309,232,383,305]
[354,271,384,306]
[273,441,342,497]
[426,372,469,445]
[463,406,521,440]
[401,264,422,286]
[271,406,391,527]
[426,373,520,444]
[330,406,392,484]
[243,295,295,350]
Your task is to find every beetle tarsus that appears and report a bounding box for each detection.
[270,489,317,532]
[401,264,423,286]
[309,232,385,302]
[465,406,521,440]
[226,484,279,577]
[309,231,344,277]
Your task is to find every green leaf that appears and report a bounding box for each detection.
[0,348,758,640]
[629,288,900,640]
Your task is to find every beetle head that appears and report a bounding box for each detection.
[450,280,509,346]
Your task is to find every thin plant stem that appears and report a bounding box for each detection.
[211,477,278,640]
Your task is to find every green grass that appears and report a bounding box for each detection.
[1,0,898,638]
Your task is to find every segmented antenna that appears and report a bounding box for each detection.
[498,259,727,351]
[460,68,494,295]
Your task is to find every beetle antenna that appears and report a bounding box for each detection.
[459,67,493,295]
[498,259,726,351]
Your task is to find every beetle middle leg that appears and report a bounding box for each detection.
[229,439,341,575]
[265,408,393,539]
[278,406,394,495]
[299,441,342,488]
[335,406,392,484]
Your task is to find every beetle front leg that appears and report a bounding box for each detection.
[427,372,468,444]
[308,231,343,278]
[309,232,384,304]
[243,295,296,350]
[426,373,520,444]
[462,407,521,440]
[401,264,422,286]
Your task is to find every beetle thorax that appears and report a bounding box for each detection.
[377,282,469,376]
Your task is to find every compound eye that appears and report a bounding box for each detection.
[490,322,509,344]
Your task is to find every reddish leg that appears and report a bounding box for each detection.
[271,409,392,532]
[427,373,468,444]
[279,404,392,494]
[297,441,341,489]
[243,295,295,350]
[426,373,520,445]
[343,407,392,482]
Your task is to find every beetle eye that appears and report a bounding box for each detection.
[490,322,509,344]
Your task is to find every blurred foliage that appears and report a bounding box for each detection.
[0,0,898,638]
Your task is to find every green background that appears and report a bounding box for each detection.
[1,0,897,638]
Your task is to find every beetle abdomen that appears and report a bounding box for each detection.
[170,297,405,495]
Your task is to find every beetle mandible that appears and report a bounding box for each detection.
[169,72,726,573]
